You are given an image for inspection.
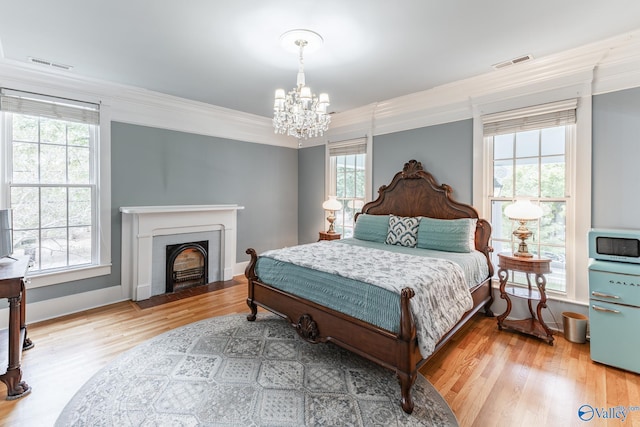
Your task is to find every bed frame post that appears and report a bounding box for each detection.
[245,248,259,321]
[475,219,495,316]
[397,287,417,414]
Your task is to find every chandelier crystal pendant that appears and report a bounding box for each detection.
[273,29,330,141]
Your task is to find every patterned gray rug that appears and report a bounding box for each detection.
[56,313,458,426]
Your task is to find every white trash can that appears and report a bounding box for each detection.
[562,312,588,344]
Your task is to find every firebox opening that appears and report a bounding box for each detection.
[165,240,208,293]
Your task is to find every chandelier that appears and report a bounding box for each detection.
[273,29,330,141]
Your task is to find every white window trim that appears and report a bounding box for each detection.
[473,96,591,304]
[1,90,112,289]
[324,136,373,236]
[325,135,373,202]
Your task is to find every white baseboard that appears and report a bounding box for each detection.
[0,261,250,330]
[234,261,249,277]
[0,285,128,329]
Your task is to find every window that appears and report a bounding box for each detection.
[483,100,577,293]
[327,138,370,238]
[1,89,100,274]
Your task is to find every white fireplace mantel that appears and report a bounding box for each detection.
[120,204,244,301]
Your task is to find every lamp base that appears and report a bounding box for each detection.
[513,240,533,257]
[513,250,534,258]
[326,212,336,233]
[513,224,534,257]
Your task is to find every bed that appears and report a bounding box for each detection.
[244,159,494,414]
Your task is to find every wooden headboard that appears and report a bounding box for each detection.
[358,159,494,276]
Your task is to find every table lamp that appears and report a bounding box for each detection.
[322,196,342,234]
[504,199,543,257]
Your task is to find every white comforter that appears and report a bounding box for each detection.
[261,240,474,358]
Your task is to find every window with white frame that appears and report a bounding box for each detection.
[327,138,368,238]
[483,100,577,293]
[1,89,100,274]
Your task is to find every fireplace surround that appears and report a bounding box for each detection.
[120,204,243,301]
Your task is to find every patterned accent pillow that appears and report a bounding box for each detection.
[386,215,421,247]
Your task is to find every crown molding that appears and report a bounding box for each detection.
[592,31,640,95]
[0,58,297,149]
[109,87,297,148]
[329,29,640,137]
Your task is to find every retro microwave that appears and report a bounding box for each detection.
[589,229,640,264]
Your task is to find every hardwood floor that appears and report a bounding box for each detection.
[0,280,249,426]
[421,312,640,427]
[1,278,638,426]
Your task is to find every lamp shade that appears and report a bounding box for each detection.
[318,93,330,105]
[322,196,342,211]
[300,86,312,101]
[504,199,543,221]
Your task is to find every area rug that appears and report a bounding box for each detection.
[56,313,458,426]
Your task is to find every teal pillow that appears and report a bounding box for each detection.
[417,217,476,253]
[353,214,390,243]
[386,215,421,247]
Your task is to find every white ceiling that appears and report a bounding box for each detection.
[1,1,640,118]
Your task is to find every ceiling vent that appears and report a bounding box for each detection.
[28,56,73,71]
[492,54,533,70]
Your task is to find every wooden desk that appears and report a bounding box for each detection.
[0,256,33,400]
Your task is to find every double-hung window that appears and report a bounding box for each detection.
[326,138,370,238]
[482,100,578,293]
[1,89,100,274]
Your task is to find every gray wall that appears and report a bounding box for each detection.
[298,88,640,232]
[295,120,474,243]
[29,86,640,304]
[592,87,640,229]
[298,144,326,244]
[29,122,298,303]
[372,120,474,204]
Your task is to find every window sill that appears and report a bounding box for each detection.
[26,264,112,289]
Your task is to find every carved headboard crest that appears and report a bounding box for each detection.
[359,159,478,220]
[401,159,424,179]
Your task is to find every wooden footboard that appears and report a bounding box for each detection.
[245,248,493,414]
